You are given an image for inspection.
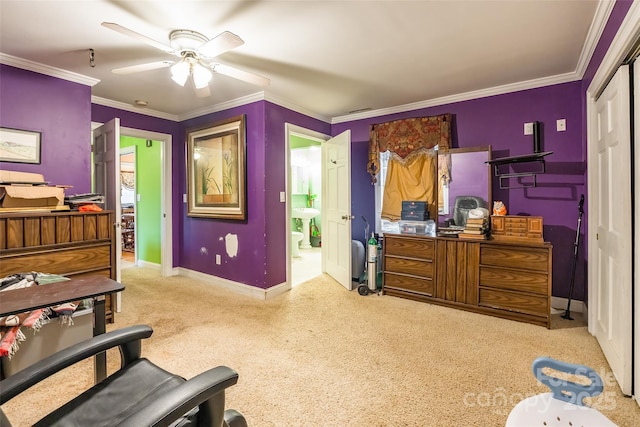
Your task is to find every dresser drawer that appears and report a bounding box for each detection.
[385,256,433,278]
[384,272,433,296]
[385,235,434,259]
[479,266,548,294]
[0,245,112,277]
[479,288,548,317]
[480,245,549,272]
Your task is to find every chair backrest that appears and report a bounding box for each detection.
[452,195,485,226]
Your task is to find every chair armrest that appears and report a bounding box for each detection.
[0,325,153,404]
[117,365,239,427]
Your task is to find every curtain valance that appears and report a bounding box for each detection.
[367,113,452,183]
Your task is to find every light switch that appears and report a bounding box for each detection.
[524,122,534,135]
[136,194,141,202]
[557,119,566,132]
[280,191,286,202]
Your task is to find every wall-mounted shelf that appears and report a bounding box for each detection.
[486,151,553,189]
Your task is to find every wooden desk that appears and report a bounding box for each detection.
[0,276,124,382]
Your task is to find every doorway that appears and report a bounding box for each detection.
[91,122,173,279]
[120,147,136,268]
[286,125,329,287]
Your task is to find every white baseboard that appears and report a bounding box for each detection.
[175,267,290,300]
[551,296,585,314]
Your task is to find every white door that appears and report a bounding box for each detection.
[93,118,122,283]
[589,64,632,395]
[323,130,352,290]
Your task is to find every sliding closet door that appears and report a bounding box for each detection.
[590,64,632,396]
[634,59,640,406]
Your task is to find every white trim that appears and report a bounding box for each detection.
[92,96,178,122]
[332,72,580,124]
[587,1,640,96]
[178,92,265,121]
[575,0,616,78]
[285,124,331,289]
[0,52,100,86]
[176,267,290,300]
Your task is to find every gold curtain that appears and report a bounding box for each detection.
[382,151,437,221]
[368,113,452,184]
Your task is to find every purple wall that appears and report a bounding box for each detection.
[0,65,92,192]
[333,0,633,302]
[91,104,183,267]
[1,0,631,296]
[334,81,587,299]
[263,102,331,287]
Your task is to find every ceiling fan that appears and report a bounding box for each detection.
[101,22,270,97]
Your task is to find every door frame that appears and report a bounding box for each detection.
[285,124,330,288]
[586,1,640,403]
[91,122,173,278]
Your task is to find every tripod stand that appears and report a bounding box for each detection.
[562,194,584,320]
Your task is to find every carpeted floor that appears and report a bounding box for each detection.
[2,267,639,426]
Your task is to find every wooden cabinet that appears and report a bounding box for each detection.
[0,211,117,322]
[382,233,552,328]
[490,215,543,242]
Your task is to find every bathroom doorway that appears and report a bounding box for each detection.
[286,125,328,287]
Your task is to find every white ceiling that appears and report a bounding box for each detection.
[0,1,607,122]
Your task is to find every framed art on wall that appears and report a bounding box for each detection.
[186,115,247,220]
[0,127,42,164]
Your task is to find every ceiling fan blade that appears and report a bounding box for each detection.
[212,63,270,87]
[102,22,174,54]
[198,31,244,59]
[194,83,211,98]
[112,60,174,75]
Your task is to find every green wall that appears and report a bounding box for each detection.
[120,136,162,264]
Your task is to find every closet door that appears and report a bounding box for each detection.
[589,64,632,395]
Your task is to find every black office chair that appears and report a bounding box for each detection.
[0,325,247,427]
[452,195,485,227]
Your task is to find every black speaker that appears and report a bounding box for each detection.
[533,121,541,153]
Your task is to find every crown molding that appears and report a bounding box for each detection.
[331,72,580,124]
[177,92,266,121]
[575,0,615,78]
[263,93,331,123]
[91,96,179,122]
[0,52,100,87]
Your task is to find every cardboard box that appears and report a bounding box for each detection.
[0,170,46,184]
[0,185,64,208]
[0,170,64,208]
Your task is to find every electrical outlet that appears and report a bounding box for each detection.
[557,119,566,132]
[216,254,221,265]
[524,122,534,135]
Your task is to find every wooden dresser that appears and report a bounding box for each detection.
[0,211,117,322]
[383,233,552,328]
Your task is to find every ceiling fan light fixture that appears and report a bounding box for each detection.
[192,63,212,89]
[170,61,190,86]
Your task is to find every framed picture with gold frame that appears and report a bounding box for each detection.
[186,115,246,220]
